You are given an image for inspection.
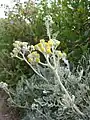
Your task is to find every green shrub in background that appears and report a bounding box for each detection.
[4,0,90,63]
[0,1,43,86]
[0,0,47,86]
[0,18,33,86]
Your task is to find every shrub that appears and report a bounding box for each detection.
[2,15,90,120]
[0,1,90,119]
[0,9,34,85]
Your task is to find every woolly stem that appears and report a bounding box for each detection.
[54,69,84,116]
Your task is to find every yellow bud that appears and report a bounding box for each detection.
[58,51,63,57]
[56,41,60,46]
[35,58,40,63]
[31,51,39,57]
[48,39,53,46]
[40,47,45,52]
[35,43,45,52]
[31,51,36,55]
[38,43,43,47]
[35,53,39,57]
[45,42,48,46]
[34,45,38,50]
[28,58,33,62]
[46,48,52,54]
[40,39,45,43]
[45,42,51,49]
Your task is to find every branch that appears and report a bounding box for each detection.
[39,62,48,67]
[45,55,54,70]
[55,69,84,116]
[20,53,48,83]
[52,46,57,68]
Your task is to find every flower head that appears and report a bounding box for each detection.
[27,51,40,64]
[48,39,54,47]
[34,39,52,55]
[11,41,30,57]
[62,52,67,58]
[56,51,63,57]
[56,50,66,60]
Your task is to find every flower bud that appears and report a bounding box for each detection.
[46,48,52,54]
[62,52,66,58]
[40,39,45,43]
[28,58,33,62]
[35,58,40,63]
[48,39,53,46]
[58,51,63,57]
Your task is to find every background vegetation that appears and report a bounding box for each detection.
[0,0,90,119]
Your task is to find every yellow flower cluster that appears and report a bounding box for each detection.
[34,39,54,54]
[11,39,66,65]
[27,51,40,64]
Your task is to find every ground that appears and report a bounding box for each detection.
[0,89,19,120]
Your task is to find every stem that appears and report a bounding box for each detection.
[45,51,84,115]
[39,62,48,67]
[46,55,54,70]
[52,46,56,68]
[36,108,49,120]
[55,70,84,116]
[47,23,51,40]
[16,55,23,61]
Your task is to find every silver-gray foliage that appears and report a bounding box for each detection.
[7,53,90,120]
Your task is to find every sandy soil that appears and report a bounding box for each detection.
[0,89,19,120]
